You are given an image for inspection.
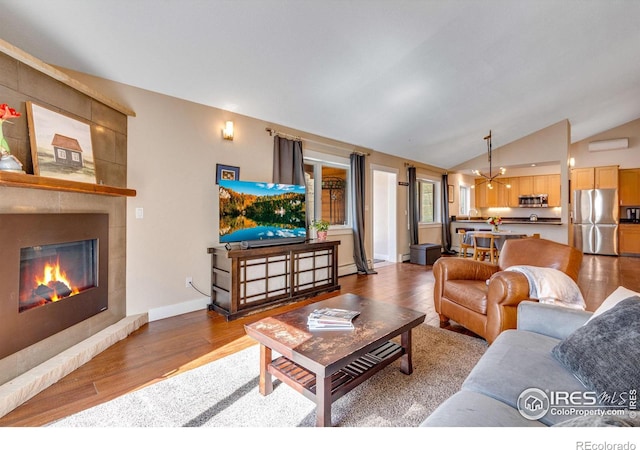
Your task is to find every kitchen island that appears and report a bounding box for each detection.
[453,217,562,225]
[450,217,566,252]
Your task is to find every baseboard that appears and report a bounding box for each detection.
[339,263,358,277]
[148,297,211,322]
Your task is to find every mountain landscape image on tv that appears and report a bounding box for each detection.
[219,180,307,244]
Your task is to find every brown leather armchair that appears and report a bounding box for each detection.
[433,238,583,344]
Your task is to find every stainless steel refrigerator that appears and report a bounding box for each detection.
[572,189,618,255]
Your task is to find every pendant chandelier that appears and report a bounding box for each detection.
[472,130,509,189]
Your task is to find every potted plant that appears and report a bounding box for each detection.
[312,219,330,241]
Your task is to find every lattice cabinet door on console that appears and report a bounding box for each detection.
[292,247,335,295]
[240,253,291,305]
[207,240,340,320]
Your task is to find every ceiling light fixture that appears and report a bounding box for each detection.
[472,130,508,190]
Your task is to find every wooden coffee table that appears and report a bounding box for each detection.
[244,293,426,426]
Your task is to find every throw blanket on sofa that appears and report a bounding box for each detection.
[505,265,586,310]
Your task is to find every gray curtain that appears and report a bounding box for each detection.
[273,136,304,185]
[350,153,376,274]
[408,167,419,246]
[441,173,455,254]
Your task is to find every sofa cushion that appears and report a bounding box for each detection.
[443,280,487,315]
[421,390,546,427]
[552,296,640,407]
[462,329,586,426]
[517,302,592,340]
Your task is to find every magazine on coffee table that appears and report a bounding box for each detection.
[307,307,360,330]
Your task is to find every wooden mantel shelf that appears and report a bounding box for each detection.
[0,171,136,197]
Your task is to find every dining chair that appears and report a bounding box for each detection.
[472,232,498,263]
[457,230,473,258]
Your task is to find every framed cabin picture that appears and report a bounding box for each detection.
[26,102,97,184]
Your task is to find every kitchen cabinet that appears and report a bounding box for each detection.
[494,180,510,207]
[571,166,619,190]
[596,166,619,189]
[534,175,548,195]
[505,177,519,207]
[571,168,595,190]
[475,174,559,208]
[548,174,561,207]
[474,178,488,207]
[475,177,508,208]
[518,176,534,195]
[619,224,640,256]
[619,169,640,206]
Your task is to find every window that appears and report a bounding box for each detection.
[419,180,435,223]
[304,153,350,227]
[460,185,470,215]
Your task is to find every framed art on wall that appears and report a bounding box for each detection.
[216,164,239,184]
[26,102,97,184]
[448,184,454,203]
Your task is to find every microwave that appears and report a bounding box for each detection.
[518,194,548,207]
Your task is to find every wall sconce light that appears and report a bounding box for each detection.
[569,157,576,167]
[223,121,234,140]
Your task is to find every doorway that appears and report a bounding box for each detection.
[372,166,398,265]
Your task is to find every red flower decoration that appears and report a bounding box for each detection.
[0,103,21,121]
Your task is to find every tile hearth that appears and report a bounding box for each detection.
[0,313,147,418]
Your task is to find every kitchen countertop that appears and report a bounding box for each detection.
[453,217,562,225]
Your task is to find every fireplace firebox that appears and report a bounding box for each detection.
[0,213,109,360]
[19,239,98,312]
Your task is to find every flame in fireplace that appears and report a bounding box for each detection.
[34,258,80,302]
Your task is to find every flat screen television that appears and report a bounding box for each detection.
[219,180,307,247]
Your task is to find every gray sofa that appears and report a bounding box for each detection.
[421,300,639,427]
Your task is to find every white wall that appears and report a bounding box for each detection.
[125,88,276,318]
[62,69,442,319]
[570,117,640,169]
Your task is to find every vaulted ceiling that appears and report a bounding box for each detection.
[1,0,639,169]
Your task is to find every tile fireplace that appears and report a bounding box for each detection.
[0,213,109,359]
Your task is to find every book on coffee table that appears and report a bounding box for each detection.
[307,307,360,330]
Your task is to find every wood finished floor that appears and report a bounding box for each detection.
[1,254,638,427]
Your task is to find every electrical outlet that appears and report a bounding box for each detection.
[185,276,192,288]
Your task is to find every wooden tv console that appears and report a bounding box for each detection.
[207,240,340,320]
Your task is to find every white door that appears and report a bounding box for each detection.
[372,167,397,263]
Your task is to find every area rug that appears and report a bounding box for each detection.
[49,324,487,427]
